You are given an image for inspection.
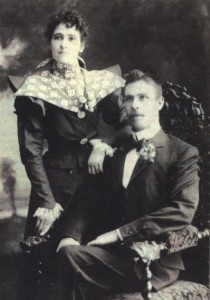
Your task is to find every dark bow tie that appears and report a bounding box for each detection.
[125,135,146,152]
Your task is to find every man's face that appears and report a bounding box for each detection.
[51,23,85,65]
[124,80,164,131]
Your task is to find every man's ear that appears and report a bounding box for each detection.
[158,96,164,111]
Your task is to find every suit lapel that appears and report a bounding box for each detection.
[128,129,168,186]
[150,129,168,148]
[111,149,127,190]
[129,156,149,184]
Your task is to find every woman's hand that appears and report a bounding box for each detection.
[34,208,54,236]
[87,230,119,246]
[33,204,63,236]
[56,238,80,252]
[88,148,106,175]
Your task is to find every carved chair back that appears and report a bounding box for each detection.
[161,81,208,228]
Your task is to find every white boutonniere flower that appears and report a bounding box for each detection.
[137,140,156,162]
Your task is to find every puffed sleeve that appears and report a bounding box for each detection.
[15,96,56,209]
[97,65,127,129]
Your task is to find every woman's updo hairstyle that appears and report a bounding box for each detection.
[45,8,89,43]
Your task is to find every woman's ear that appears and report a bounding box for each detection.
[79,42,85,53]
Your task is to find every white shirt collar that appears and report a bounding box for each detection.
[132,124,161,141]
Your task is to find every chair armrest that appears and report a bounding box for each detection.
[129,226,209,299]
[20,235,51,256]
[130,225,209,263]
[165,225,209,254]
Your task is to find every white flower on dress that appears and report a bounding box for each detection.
[51,82,58,89]
[39,85,47,91]
[67,89,76,97]
[71,106,78,113]
[92,83,100,90]
[27,84,35,90]
[59,81,66,88]
[88,92,95,99]
[41,77,48,83]
[99,90,107,98]
[87,100,96,109]
[77,111,86,118]
[65,70,74,79]
[41,71,48,77]
[37,92,45,98]
[70,79,77,86]
[79,96,87,103]
[61,99,69,108]
[50,100,57,105]
[28,77,37,84]
[102,80,109,87]
[105,72,112,79]
[50,91,58,98]
[54,71,60,77]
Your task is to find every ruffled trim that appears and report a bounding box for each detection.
[15,64,125,117]
[33,203,63,223]
[89,139,116,157]
[35,56,86,70]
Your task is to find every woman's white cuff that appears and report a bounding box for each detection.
[89,139,116,157]
[34,203,63,222]
[53,203,64,220]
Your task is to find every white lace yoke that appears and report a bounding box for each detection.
[15,58,125,118]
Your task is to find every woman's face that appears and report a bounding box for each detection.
[51,23,85,65]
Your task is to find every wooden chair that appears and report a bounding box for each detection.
[15,80,209,300]
[102,226,209,300]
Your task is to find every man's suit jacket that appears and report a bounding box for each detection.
[62,129,200,290]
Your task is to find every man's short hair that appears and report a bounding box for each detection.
[123,69,163,99]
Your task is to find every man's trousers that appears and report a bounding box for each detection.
[54,244,179,300]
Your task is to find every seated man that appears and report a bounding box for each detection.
[55,70,200,300]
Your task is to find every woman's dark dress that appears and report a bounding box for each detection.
[13,61,125,240]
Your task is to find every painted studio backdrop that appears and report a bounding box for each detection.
[0,0,209,299]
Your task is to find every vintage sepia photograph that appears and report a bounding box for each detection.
[0,0,209,299]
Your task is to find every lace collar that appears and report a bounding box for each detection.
[51,61,81,79]
[15,58,125,118]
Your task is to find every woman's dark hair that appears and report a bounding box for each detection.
[45,9,89,42]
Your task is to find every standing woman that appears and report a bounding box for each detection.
[11,8,125,241]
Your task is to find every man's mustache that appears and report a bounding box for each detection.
[130,113,145,117]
